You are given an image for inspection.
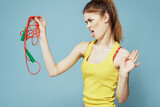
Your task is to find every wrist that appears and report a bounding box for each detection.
[39,35,47,42]
[119,71,129,78]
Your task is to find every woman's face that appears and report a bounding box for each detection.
[84,12,109,39]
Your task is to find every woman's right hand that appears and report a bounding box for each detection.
[34,15,47,40]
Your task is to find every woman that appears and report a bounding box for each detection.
[34,0,140,107]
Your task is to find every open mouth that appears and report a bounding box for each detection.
[91,30,95,37]
[91,30,94,33]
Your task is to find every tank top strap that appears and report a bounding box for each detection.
[84,39,97,59]
[107,41,120,61]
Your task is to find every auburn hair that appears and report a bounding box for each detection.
[83,0,124,43]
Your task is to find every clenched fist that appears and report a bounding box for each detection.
[34,15,47,40]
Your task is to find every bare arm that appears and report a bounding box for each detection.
[35,15,86,77]
[55,41,84,76]
[116,49,140,103]
[34,16,58,76]
[116,49,130,103]
[40,36,85,77]
[39,36,58,77]
[116,74,130,103]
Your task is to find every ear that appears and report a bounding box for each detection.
[103,12,109,23]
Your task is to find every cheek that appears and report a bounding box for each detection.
[92,21,100,31]
[95,22,106,34]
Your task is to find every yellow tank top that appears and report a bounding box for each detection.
[81,39,120,107]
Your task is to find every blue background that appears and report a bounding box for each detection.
[0,0,160,107]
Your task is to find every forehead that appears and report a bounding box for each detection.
[84,12,100,21]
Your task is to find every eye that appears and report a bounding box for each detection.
[85,19,93,24]
[89,19,92,22]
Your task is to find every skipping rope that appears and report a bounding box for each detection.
[20,16,41,75]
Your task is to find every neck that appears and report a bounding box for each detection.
[94,28,115,49]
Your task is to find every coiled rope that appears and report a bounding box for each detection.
[20,16,41,75]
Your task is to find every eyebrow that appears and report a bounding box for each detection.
[85,17,91,23]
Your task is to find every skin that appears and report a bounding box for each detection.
[35,12,140,103]
[84,12,140,103]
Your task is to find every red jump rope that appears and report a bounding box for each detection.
[20,16,41,75]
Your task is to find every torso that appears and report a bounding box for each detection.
[81,41,123,72]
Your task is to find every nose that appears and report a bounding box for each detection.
[86,23,91,29]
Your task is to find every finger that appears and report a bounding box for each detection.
[33,20,37,25]
[135,62,140,67]
[36,16,42,21]
[35,16,43,24]
[130,49,138,60]
[34,17,42,26]
[37,15,46,23]
[132,49,139,60]
[129,50,136,59]
[36,16,44,22]
[38,16,46,22]
[133,54,140,63]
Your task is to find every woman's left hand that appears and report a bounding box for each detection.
[119,49,140,77]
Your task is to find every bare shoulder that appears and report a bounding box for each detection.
[119,47,131,58]
[117,47,131,65]
[76,41,90,58]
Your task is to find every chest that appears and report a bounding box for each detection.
[82,45,121,71]
[87,48,110,63]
